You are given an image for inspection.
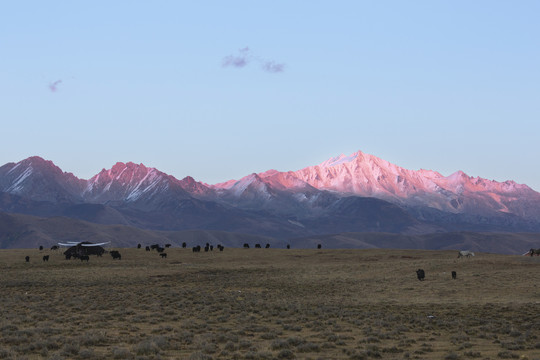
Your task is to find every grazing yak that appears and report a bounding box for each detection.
[255,244,261,248]
[265,243,270,249]
[145,246,151,251]
[42,255,49,262]
[25,256,30,263]
[317,244,322,249]
[217,245,224,251]
[243,243,250,249]
[192,245,201,253]
[50,245,59,251]
[80,255,90,262]
[110,250,121,260]
[528,248,540,256]
[165,244,171,248]
[416,269,425,281]
[160,253,167,258]
[287,244,290,249]
[452,271,457,280]
[137,244,142,249]
[182,242,187,248]
[39,245,43,251]
[458,250,475,258]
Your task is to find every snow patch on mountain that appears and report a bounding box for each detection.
[230,174,271,199]
[6,162,21,175]
[125,170,163,201]
[6,166,33,194]
[319,153,359,168]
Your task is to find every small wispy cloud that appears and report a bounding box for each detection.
[48,80,62,92]
[262,61,285,73]
[222,47,285,74]
[222,47,250,68]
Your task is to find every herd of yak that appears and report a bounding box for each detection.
[23,241,321,264]
[24,241,235,264]
[23,245,540,282]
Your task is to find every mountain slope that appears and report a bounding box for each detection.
[1,210,537,254]
[0,157,85,203]
[83,162,192,208]
[292,151,540,222]
[1,152,540,242]
[289,231,539,255]
[0,211,282,249]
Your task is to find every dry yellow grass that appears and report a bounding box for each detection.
[0,247,539,359]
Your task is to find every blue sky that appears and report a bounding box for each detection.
[1,1,539,190]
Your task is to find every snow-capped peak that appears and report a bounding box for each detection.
[318,152,360,168]
[83,162,171,202]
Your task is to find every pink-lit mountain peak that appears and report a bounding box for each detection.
[99,161,152,179]
[84,161,173,203]
[213,172,274,190]
[259,170,315,191]
[179,176,212,195]
[292,150,533,200]
[11,156,79,179]
[439,170,526,194]
[318,153,359,168]
[212,169,314,194]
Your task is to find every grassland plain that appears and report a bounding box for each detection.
[0,247,539,360]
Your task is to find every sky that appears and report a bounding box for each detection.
[1,1,539,190]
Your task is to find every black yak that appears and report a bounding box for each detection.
[528,248,540,256]
[416,269,425,281]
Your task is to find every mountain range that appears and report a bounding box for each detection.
[1,151,540,251]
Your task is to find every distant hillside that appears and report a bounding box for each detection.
[289,231,540,255]
[0,211,537,254]
[0,211,280,250]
